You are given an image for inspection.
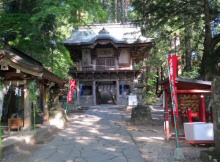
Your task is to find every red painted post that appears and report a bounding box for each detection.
[200,94,206,122]
[210,106,213,123]
[188,109,192,122]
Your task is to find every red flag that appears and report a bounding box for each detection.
[168,54,178,113]
[68,79,76,103]
[70,79,76,93]
[67,91,72,103]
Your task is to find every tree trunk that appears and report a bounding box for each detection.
[201,0,212,80]
[184,26,192,72]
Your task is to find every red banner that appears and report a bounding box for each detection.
[70,79,76,93]
[168,54,178,113]
[68,79,76,103]
[67,91,72,102]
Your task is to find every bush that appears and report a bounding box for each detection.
[143,91,157,105]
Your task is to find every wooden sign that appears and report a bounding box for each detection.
[82,49,91,66]
[96,48,114,57]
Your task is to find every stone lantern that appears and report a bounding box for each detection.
[134,82,145,105]
[131,82,152,125]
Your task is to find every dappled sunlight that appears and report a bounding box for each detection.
[3,134,34,144]
[135,137,151,141]
[49,118,65,129]
[150,136,165,140]
[134,135,165,143]
[88,129,99,134]
[101,135,122,140]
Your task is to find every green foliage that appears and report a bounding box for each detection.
[0,77,3,90]
[0,0,108,79]
[143,91,157,105]
[182,66,200,79]
[28,80,37,104]
[131,0,220,91]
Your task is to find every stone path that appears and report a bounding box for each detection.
[26,106,145,162]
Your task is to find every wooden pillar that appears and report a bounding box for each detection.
[93,80,96,105]
[115,57,118,69]
[130,57,132,70]
[93,59,96,70]
[42,86,49,125]
[23,83,32,130]
[116,79,119,103]
[79,61,82,70]
[199,94,206,122]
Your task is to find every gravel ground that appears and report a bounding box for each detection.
[118,105,212,162]
[2,107,212,162]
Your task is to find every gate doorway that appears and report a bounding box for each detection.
[96,81,116,105]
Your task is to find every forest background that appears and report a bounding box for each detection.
[0,0,220,102]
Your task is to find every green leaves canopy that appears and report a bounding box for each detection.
[132,0,220,80]
[0,0,108,79]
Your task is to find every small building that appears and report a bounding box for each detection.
[0,44,65,131]
[63,23,155,107]
[160,77,212,140]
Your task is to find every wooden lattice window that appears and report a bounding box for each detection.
[96,58,115,70]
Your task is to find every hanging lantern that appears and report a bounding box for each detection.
[67,91,72,103]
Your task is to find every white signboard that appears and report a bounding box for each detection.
[128,95,137,106]
[119,48,130,64]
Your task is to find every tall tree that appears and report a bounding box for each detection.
[0,0,108,78]
[132,0,220,81]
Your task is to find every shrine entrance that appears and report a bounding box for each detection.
[96,81,117,105]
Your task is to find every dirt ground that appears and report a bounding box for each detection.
[118,106,213,162]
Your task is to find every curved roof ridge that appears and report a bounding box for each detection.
[63,25,155,45]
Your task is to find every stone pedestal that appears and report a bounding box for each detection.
[131,105,152,125]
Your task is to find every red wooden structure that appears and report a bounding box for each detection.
[160,77,212,140]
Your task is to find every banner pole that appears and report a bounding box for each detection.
[167,54,184,160]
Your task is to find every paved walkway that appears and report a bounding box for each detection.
[26,106,145,162]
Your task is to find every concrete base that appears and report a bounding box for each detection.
[174,148,184,160]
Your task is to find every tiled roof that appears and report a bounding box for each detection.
[63,23,155,45]
[0,45,65,85]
